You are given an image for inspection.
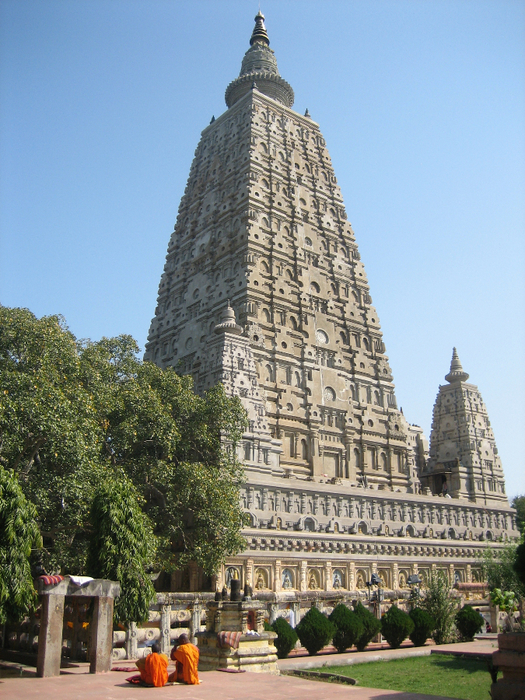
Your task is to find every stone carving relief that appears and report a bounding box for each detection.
[255,568,269,590]
[282,568,294,590]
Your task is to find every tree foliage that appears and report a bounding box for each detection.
[0,307,249,581]
[420,572,458,644]
[408,607,436,647]
[380,604,414,649]
[0,466,42,624]
[511,495,525,536]
[271,617,298,659]
[295,606,335,655]
[482,543,525,603]
[86,477,156,624]
[455,605,484,641]
[514,542,525,588]
[0,307,103,571]
[328,603,364,653]
[353,602,382,652]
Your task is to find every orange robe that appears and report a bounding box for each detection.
[139,652,168,687]
[171,643,200,684]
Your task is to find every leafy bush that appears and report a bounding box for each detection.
[514,542,525,587]
[295,606,335,655]
[455,605,484,641]
[409,607,436,646]
[381,604,415,649]
[271,617,298,658]
[87,477,157,624]
[0,467,42,624]
[328,603,364,653]
[353,602,382,651]
[420,572,458,644]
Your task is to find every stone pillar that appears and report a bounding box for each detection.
[89,596,115,673]
[348,562,356,591]
[268,603,279,624]
[274,560,282,593]
[126,622,138,661]
[190,602,203,644]
[300,561,308,592]
[160,604,171,654]
[392,562,399,590]
[245,558,254,588]
[490,603,500,634]
[325,561,332,591]
[300,492,307,514]
[37,593,65,677]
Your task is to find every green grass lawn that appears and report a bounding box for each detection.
[323,654,494,700]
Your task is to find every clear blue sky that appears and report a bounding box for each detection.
[1,0,524,499]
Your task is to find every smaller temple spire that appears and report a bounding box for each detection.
[445,347,470,384]
[250,11,270,46]
[214,302,243,335]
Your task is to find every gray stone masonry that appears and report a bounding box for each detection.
[144,13,517,594]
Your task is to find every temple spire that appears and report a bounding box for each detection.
[250,11,270,46]
[225,12,294,108]
[445,347,469,384]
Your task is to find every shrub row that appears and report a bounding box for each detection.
[270,602,442,658]
[270,601,480,657]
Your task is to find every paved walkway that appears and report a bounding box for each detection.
[0,639,496,700]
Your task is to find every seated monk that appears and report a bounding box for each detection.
[136,642,168,687]
[168,633,200,684]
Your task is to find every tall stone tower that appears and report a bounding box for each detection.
[145,12,423,492]
[146,13,516,595]
[421,349,507,505]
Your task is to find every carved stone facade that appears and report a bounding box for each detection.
[420,348,508,505]
[145,13,517,593]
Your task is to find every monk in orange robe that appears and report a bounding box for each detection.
[136,643,168,687]
[168,634,200,684]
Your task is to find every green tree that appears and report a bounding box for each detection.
[381,604,414,649]
[0,306,249,580]
[408,608,436,647]
[482,543,525,603]
[455,605,484,641]
[295,606,335,655]
[353,602,382,651]
[271,617,298,659]
[0,307,103,572]
[511,495,525,536]
[86,477,156,624]
[420,572,458,644]
[79,341,249,575]
[0,466,42,624]
[328,603,364,653]
[514,542,525,587]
